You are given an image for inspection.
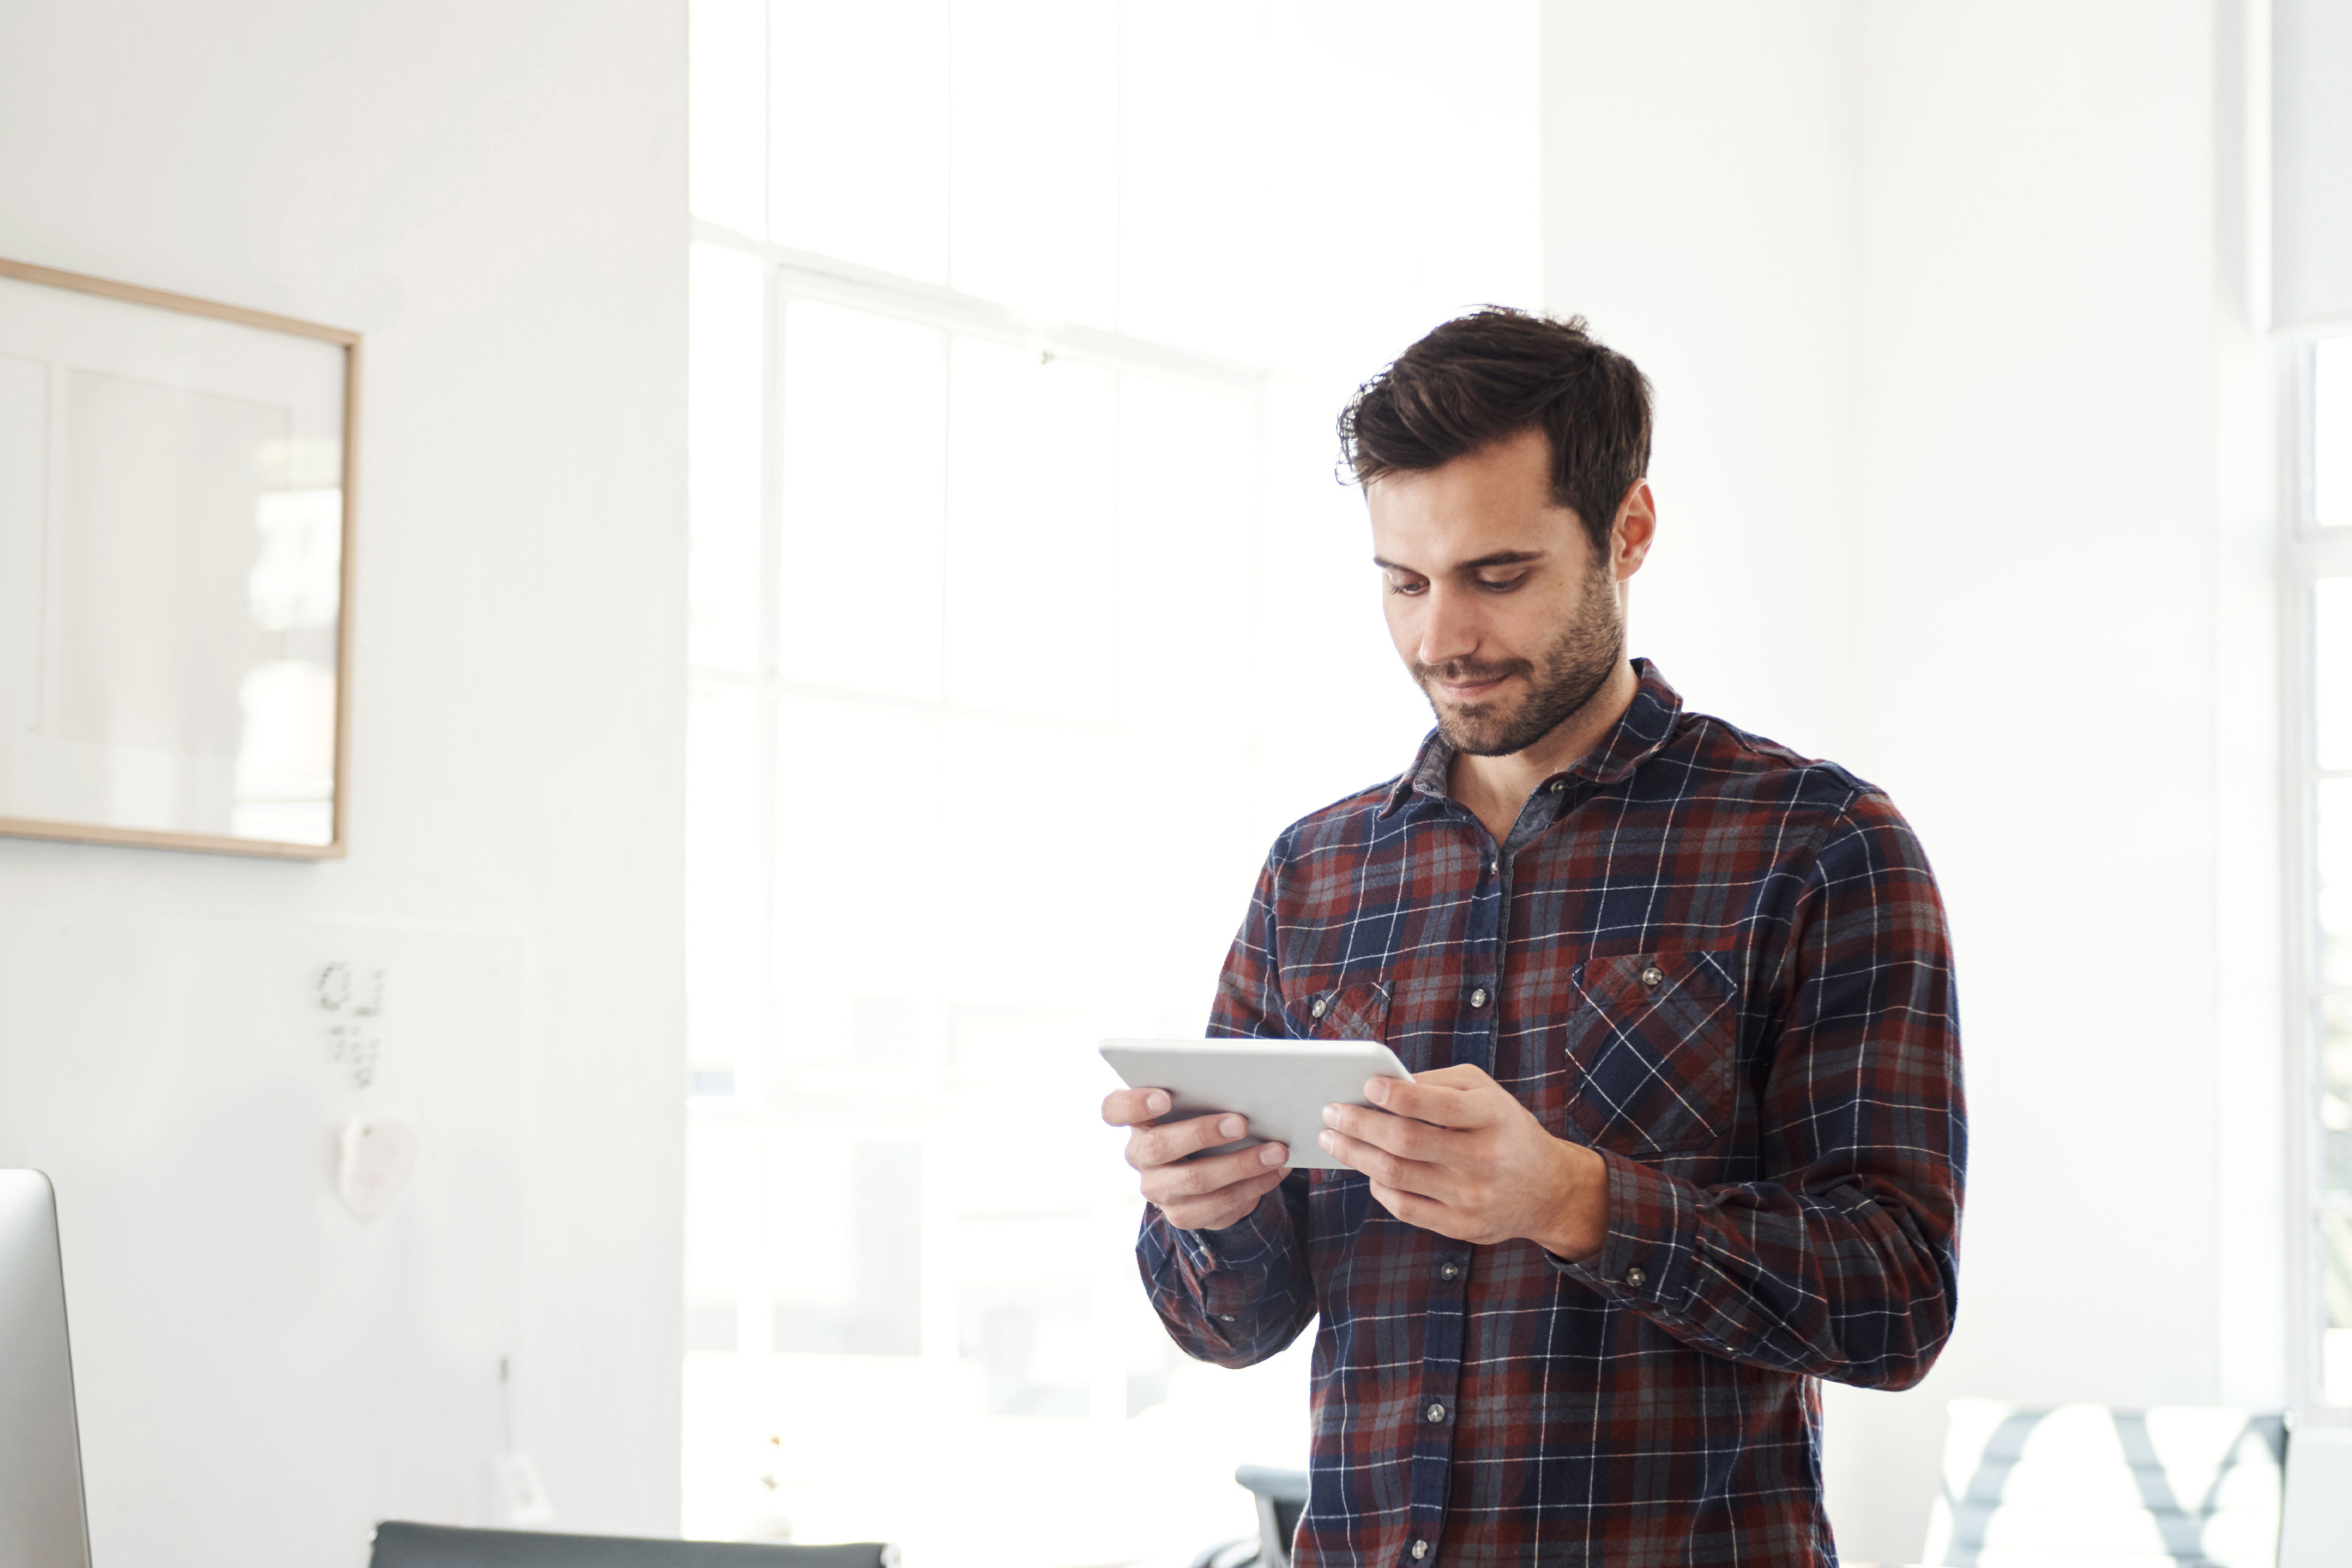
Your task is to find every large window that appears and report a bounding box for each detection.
[682,6,1536,1562]
[2293,335,2352,1410]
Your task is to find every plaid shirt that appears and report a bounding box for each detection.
[1138,661,1964,1568]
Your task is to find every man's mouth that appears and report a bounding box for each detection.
[1423,667,1521,704]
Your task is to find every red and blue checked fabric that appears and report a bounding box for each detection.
[1137,661,1964,1568]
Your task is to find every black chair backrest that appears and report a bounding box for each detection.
[369,1521,891,1568]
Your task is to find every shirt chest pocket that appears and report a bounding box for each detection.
[1286,981,1392,1046]
[1560,950,1741,1156]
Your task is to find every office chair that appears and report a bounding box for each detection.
[1188,1465,1307,1568]
[369,1521,894,1568]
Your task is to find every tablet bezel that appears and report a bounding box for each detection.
[1099,1036,1414,1172]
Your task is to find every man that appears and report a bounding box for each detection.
[1102,309,1964,1567]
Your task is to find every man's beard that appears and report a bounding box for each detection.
[1412,568,1624,758]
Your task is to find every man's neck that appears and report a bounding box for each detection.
[1447,659,1640,845]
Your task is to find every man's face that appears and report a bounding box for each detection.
[1366,427,1643,758]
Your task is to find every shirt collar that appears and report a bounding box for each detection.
[1378,658,1685,817]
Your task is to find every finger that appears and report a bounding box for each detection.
[1159,1164,1288,1233]
[1322,1102,1452,1163]
[1141,1138,1290,1205]
[1317,1125,1450,1200]
[1102,1086,1175,1128]
[1128,1111,1253,1171]
[1365,1179,1472,1240]
[1400,1063,1496,1091]
[1364,1073,1494,1130]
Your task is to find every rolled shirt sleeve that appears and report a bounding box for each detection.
[1550,792,1964,1390]
[1136,851,1319,1369]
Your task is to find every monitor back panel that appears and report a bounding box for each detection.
[0,1170,92,1568]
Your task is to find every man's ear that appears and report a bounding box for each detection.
[1610,480,1657,580]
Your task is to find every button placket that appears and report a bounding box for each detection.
[1454,826,1506,1076]
[1401,823,1487,1568]
[1406,1208,1469,1568]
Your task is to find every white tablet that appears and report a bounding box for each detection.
[1099,1037,1414,1172]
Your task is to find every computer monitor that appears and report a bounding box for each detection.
[0,1170,94,1568]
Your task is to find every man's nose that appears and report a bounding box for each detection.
[1417,584,1482,668]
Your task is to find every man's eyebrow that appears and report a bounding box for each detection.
[1371,550,1547,572]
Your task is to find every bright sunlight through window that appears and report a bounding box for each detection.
[684,6,1536,1563]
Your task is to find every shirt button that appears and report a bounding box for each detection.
[1547,778,1566,794]
[1469,987,1489,1009]
[1640,965,1664,989]
[1624,1266,1647,1289]
[1219,1313,1237,1321]
[1426,1402,1446,1422]
[1439,1261,1461,1281]
[1310,995,1328,1019]
[1411,1544,1430,1561]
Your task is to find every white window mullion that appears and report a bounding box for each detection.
[753,256,785,1115]
[2287,327,2352,1415]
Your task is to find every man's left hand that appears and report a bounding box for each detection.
[1318,1063,1610,1261]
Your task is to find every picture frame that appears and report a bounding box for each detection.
[0,257,359,859]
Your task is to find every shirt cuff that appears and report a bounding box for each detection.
[1158,1188,1293,1331]
[1548,1147,1699,1318]
[1175,1186,1292,1273]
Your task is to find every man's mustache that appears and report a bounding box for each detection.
[1414,658,1531,689]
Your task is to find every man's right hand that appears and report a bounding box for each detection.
[1103,1088,1291,1234]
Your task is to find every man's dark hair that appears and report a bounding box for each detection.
[1337,307,1653,560]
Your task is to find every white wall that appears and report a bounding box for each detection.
[1853,0,2219,1399]
[1541,1,1864,763]
[1544,2,2280,1561]
[0,2,689,1563]
[1842,1,2264,1555]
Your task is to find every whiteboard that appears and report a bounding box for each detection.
[0,907,532,1568]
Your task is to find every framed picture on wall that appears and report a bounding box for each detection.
[0,258,358,859]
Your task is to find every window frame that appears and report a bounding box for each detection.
[2282,333,2352,1418]
[685,209,1273,1110]
[682,208,1303,1530]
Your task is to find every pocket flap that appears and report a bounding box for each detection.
[1292,981,1391,1043]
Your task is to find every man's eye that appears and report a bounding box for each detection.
[1387,578,1427,596]
[1477,574,1529,592]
